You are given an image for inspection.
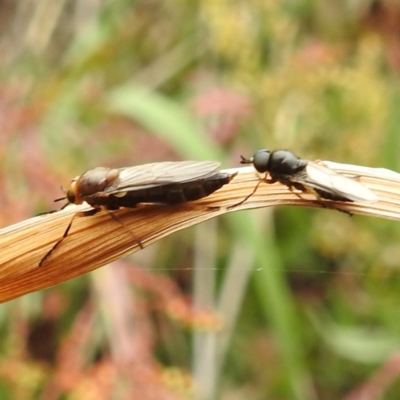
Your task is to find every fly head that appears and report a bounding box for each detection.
[240,149,272,173]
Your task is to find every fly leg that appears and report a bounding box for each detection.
[106,210,144,249]
[285,183,328,208]
[285,183,353,216]
[312,199,353,216]
[37,202,71,216]
[39,208,100,267]
[306,193,353,216]
[226,180,262,209]
[226,175,277,209]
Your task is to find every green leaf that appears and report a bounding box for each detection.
[107,85,224,161]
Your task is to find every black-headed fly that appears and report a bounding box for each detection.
[238,148,378,207]
[39,161,236,266]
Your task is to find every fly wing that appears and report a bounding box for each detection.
[101,160,221,194]
[291,161,378,203]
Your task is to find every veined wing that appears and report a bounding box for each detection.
[103,161,221,194]
[291,161,378,203]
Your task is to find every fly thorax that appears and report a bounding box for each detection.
[271,150,305,174]
[78,168,120,197]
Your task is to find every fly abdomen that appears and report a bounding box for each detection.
[138,172,232,204]
[313,189,353,202]
[85,171,235,209]
[176,172,234,203]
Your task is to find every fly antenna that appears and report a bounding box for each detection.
[54,185,67,202]
[240,155,253,164]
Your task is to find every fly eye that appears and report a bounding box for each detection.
[252,149,271,173]
[66,190,76,204]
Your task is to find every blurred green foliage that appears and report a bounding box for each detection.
[1,0,400,399]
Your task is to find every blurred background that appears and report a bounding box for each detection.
[1,0,400,399]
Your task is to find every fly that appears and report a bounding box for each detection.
[40,161,236,266]
[237,149,378,207]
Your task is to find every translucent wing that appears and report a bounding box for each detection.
[103,160,221,194]
[291,161,378,203]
